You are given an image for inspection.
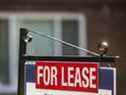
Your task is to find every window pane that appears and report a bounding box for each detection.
[0,19,9,84]
[62,20,79,55]
[16,19,55,56]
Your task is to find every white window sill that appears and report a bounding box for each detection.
[0,83,17,93]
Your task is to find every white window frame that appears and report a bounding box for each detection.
[0,12,87,93]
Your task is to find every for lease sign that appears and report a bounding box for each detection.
[26,61,99,95]
[36,61,98,93]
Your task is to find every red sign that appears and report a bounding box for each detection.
[36,61,99,93]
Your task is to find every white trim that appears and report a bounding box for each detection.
[113,67,116,95]
[78,15,87,56]
[0,12,84,20]
[100,67,116,70]
[9,15,18,86]
[54,16,62,56]
[0,85,17,93]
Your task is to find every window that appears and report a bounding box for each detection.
[0,13,87,94]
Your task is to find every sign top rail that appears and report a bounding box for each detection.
[22,55,116,62]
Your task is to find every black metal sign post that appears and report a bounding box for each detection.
[17,28,117,95]
[18,28,28,95]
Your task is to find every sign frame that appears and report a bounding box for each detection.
[17,28,116,95]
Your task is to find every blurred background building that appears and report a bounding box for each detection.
[0,0,126,95]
